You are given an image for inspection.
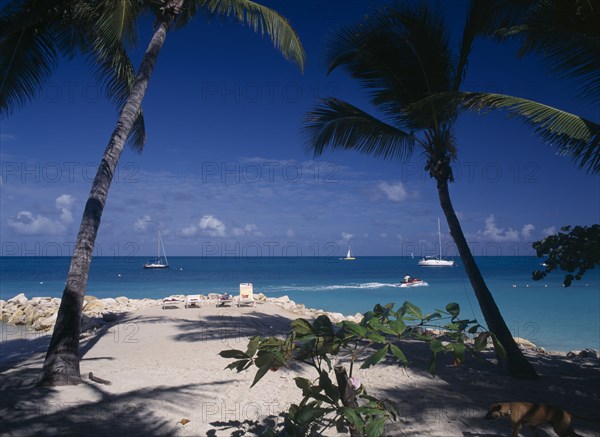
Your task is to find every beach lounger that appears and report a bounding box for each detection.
[162,295,185,309]
[238,283,255,307]
[185,294,202,308]
[216,292,234,307]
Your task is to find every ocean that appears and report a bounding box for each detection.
[0,256,598,352]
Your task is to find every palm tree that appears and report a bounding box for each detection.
[303,1,599,379]
[2,0,304,386]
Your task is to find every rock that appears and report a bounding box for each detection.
[567,349,598,359]
[514,337,537,350]
[328,312,345,323]
[8,293,28,306]
[8,308,25,325]
[33,312,57,331]
[115,296,129,305]
[101,298,118,306]
[84,295,98,303]
[273,296,290,304]
[83,300,106,314]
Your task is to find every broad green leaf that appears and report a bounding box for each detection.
[422,312,442,322]
[365,331,386,343]
[294,377,312,390]
[342,407,364,430]
[250,364,271,388]
[389,344,408,364]
[430,340,444,353]
[245,336,262,357]
[219,349,249,359]
[401,301,422,319]
[446,303,460,318]
[468,324,481,334]
[291,318,314,335]
[389,318,407,335]
[314,315,334,336]
[361,345,389,369]
[474,332,489,352]
[428,352,437,376]
[296,406,331,425]
[367,318,397,335]
[452,342,465,365]
[365,417,387,437]
[341,320,367,337]
[225,359,249,371]
[319,371,340,403]
[491,335,506,359]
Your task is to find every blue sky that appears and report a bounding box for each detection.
[1,0,598,258]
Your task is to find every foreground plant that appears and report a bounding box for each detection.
[220,301,502,436]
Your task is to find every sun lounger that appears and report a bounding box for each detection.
[238,283,255,307]
[216,292,234,307]
[185,294,202,308]
[162,295,185,309]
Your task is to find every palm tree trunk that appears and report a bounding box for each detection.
[38,7,177,386]
[435,178,538,380]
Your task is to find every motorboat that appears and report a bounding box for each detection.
[399,275,429,288]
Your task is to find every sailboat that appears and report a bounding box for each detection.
[144,231,169,269]
[418,219,454,267]
[343,246,356,261]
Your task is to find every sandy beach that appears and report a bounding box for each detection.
[1,301,599,436]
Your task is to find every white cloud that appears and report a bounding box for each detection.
[199,215,226,237]
[231,223,262,237]
[231,227,245,237]
[341,232,353,242]
[8,194,75,235]
[378,181,408,202]
[133,215,152,233]
[55,194,75,224]
[542,226,557,236]
[521,224,535,239]
[286,229,295,237]
[180,225,198,237]
[477,215,519,242]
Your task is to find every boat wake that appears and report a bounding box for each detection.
[273,282,403,292]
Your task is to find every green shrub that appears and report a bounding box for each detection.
[220,301,501,436]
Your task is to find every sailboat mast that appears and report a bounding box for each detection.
[437,218,442,260]
[157,231,161,259]
[160,232,169,265]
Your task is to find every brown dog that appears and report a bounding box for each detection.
[485,402,582,437]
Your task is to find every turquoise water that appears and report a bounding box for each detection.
[0,256,598,352]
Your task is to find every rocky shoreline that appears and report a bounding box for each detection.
[1,293,597,359]
[0,293,363,335]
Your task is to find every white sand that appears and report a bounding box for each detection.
[1,302,598,436]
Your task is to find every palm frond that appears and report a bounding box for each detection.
[326,1,454,128]
[200,0,305,72]
[89,0,145,49]
[303,97,415,161]
[462,92,600,173]
[0,28,60,117]
[0,0,66,116]
[498,0,600,104]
